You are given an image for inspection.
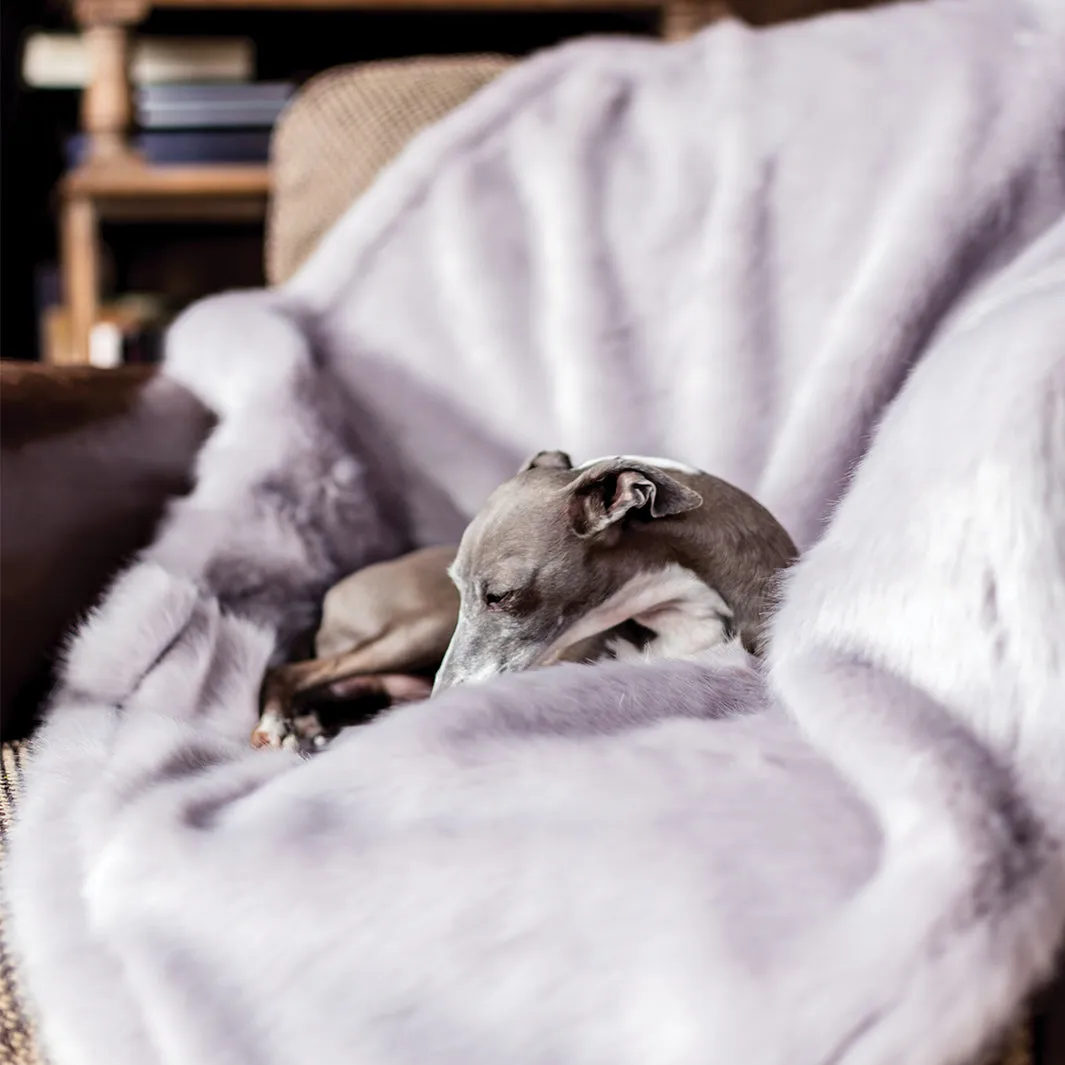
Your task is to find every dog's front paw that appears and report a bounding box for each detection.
[252,704,328,753]
[251,704,290,749]
[251,672,434,751]
[284,711,330,753]
[253,669,304,750]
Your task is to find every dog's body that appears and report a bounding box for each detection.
[253,452,796,746]
[252,544,459,747]
[434,451,797,691]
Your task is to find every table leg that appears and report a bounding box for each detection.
[61,195,99,366]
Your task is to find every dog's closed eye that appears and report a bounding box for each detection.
[484,589,517,610]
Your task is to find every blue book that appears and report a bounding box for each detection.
[65,129,272,167]
[136,81,294,129]
[137,81,294,104]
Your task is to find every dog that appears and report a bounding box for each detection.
[253,452,796,746]
[433,450,797,692]
[252,544,460,748]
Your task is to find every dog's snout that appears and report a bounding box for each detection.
[431,633,473,694]
[434,660,507,694]
[432,621,509,695]
[433,606,554,695]
[431,665,464,695]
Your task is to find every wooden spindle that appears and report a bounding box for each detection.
[74,0,148,166]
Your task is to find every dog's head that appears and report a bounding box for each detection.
[432,450,703,692]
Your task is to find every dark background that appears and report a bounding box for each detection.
[0,1,662,363]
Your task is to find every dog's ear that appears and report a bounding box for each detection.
[567,459,702,538]
[519,449,573,473]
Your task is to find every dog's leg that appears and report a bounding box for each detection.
[272,616,452,702]
[323,673,433,702]
[252,616,454,748]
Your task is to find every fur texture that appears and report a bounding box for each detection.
[6,2,1065,1064]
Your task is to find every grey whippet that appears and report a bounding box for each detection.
[253,451,796,746]
[433,450,797,692]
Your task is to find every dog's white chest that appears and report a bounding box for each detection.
[558,564,734,663]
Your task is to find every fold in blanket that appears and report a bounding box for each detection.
[6,2,1065,1064]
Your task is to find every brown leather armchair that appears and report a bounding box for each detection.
[0,363,213,740]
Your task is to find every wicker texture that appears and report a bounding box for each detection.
[266,55,514,287]
[0,741,42,1065]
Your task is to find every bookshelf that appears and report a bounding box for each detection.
[60,162,270,365]
[57,0,723,365]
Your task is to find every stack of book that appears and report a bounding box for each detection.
[62,81,294,168]
[23,33,294,168]
[132,81,295,165]
[22,33,255,90]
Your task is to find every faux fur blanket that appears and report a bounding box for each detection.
[8,3,1065,1064]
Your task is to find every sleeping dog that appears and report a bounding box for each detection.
[254,451,796,746]
[433,450,797,690]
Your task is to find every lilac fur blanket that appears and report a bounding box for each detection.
[7,3,1065,1063]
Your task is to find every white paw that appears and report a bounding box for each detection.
[250,706,288,749]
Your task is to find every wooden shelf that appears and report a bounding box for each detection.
[151,0,667,8]
[57,162,272,365]
[63,162,271,200]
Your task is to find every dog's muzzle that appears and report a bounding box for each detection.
[432,617,545,694]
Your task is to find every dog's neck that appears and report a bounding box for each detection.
[543,560,735,666]
[552,470,794,662]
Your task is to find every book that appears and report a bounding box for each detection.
[136,82,295,130]
[137,82,294,105]
[22,34,255,90]
[64,129,273,168]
